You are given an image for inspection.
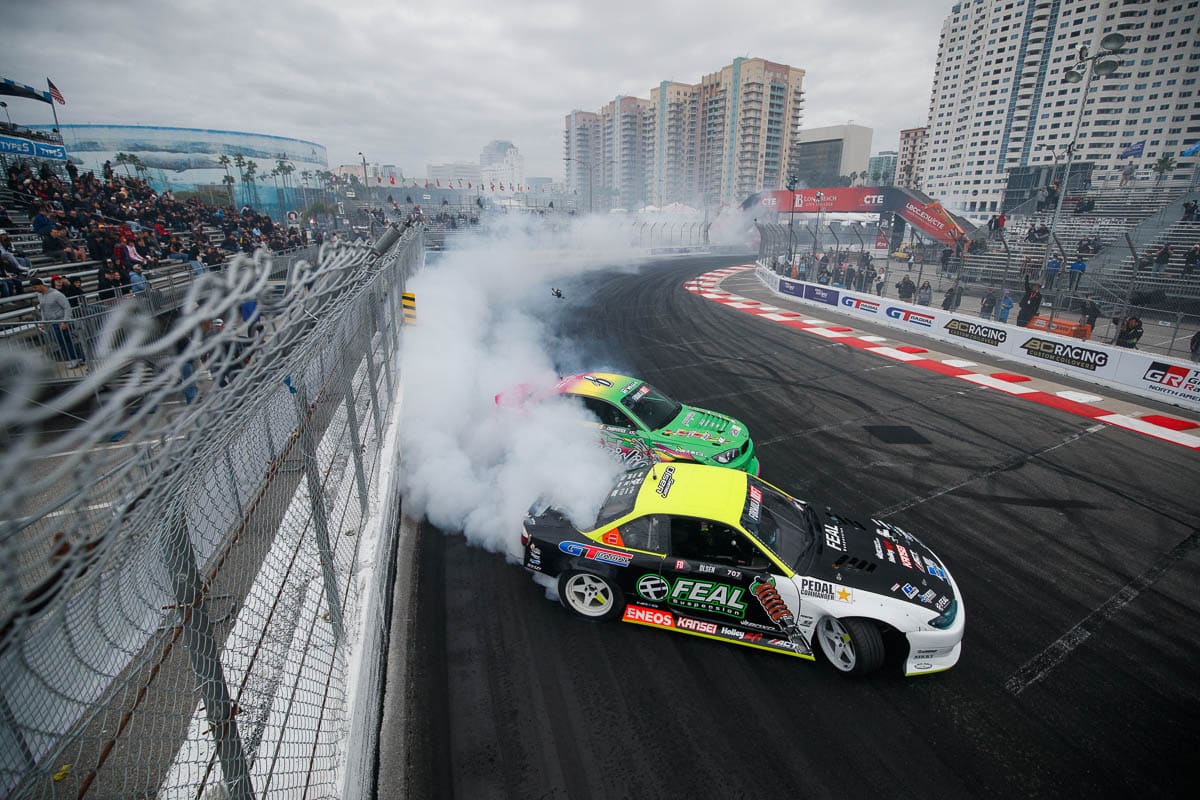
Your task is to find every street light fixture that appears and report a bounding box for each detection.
[358,151,372,233]
[785,174,799,267]
[0,101,10,127]
[1045,32,1126,276]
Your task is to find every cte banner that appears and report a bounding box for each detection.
[0,133,67,161]
[745,186,970,246]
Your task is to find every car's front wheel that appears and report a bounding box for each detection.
[558,571,624,622]
[815,616,885,676]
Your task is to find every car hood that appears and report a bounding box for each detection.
[650,406,750,458]
[806,516,956,611]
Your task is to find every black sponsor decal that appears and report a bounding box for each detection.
[944,319,1007,346]
[1020,338,1109,371]
[581,375,613,387]
[655,466,676,498]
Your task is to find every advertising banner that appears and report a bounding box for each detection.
[765,271,1199,411]
[0,133,67,161]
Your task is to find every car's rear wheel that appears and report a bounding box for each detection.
[558,571,624,622]
[815,616,885,676]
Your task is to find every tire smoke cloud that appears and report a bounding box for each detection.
[398,216,647,559]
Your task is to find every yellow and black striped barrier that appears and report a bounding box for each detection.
[402,292,416,324]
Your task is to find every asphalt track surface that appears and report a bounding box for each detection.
[394,254,1200,799]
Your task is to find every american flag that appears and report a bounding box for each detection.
[47,79,65,105]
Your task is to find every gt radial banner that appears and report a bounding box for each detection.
[0,133,67,161]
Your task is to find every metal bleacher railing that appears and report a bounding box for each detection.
[0,225,421,798]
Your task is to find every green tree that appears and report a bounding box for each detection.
[1153,154,1177,185]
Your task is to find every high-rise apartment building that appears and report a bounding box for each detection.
[896,127,929,191]
[565,57,806,210]
[564,110,601,209]
[923,0,1200,215]
[790,124,874,186]
[867,151,899,185]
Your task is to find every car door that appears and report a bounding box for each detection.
[656,514,810,654]
[578,395,653,465]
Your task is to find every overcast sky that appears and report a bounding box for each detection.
[8,0,952,178]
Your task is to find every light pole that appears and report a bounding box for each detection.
[1046,33,1126,266]
[358,152,371,233]
[565,157,606,214]
[812,191,825,255]
[0,101,10,127]
[785,174,798,267]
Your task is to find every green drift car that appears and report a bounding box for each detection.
[544,372,760,474]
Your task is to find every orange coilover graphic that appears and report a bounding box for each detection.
[754,582,794,624]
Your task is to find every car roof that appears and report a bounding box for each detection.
[630,462,748,526]
[555,372,639,403]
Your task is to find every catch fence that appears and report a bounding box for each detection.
[0,227,421,798]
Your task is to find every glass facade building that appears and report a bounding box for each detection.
[30,124,328,217]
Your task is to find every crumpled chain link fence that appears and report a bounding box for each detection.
[0,226,421,799]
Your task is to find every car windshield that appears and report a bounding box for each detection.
[619,382,683,431]
[593,467,649,529]
[740,476,818,570]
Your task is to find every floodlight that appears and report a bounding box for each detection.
[1100,32,1127,51]
[1093,59,1120,77]
[1064,69,1085,84]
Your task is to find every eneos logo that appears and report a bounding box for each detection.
[841,296,880,313]
[558,540,632,567]
[886,307,935,327]
[623,604,674,628]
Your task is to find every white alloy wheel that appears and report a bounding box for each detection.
[816,616,885,676]
[561,572,619,619]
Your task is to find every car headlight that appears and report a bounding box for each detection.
[712,447,741,464]
[928,599,958,630]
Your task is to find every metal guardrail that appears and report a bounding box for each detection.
[0,226,421,798]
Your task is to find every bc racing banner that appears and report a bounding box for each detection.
[0,133,67,161]
[761,266,1199,412]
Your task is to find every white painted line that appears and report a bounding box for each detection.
[756,306,781,312]
[1097,414,1200,447]
[807,328,851,339]
[723,301,762,309]
[1056,390,1104,403]
[761,313,802,322]
[867,346,926,362]
[801,318,827,325]
[859,335,887,343]
[958,374,1038,394]
[943,358,978,368]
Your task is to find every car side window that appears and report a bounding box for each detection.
[619,514,667,553]
[580,396,634,429]
[669,516,768,568]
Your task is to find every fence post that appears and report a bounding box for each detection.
[361,308,386,440]
[292,383,346,644]
[223,445,244,517]
[161,506,255,800]
[341,363,371,517]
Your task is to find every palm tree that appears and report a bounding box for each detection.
[244,161,260,207]
[1153,154,1177,185]
[222,174,236,206]
[232,154,247,206]
[270,165,283,220]
[114,152,134,178]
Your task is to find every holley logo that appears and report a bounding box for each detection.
[886,307,935,327]
[841,296,880,313]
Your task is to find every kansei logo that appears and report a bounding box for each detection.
[1143,362,1199,393]
[886,307,935,327]
[841,296,880,313]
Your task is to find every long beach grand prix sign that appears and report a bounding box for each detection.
[762,269,1200,413]
[746,187,967,245]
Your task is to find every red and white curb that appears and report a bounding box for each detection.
[685,266,1200,452]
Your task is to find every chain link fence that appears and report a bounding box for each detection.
[0,227,421,798]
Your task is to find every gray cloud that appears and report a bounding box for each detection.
[8,0,951,177]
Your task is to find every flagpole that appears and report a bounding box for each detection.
[46,80,62,137]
